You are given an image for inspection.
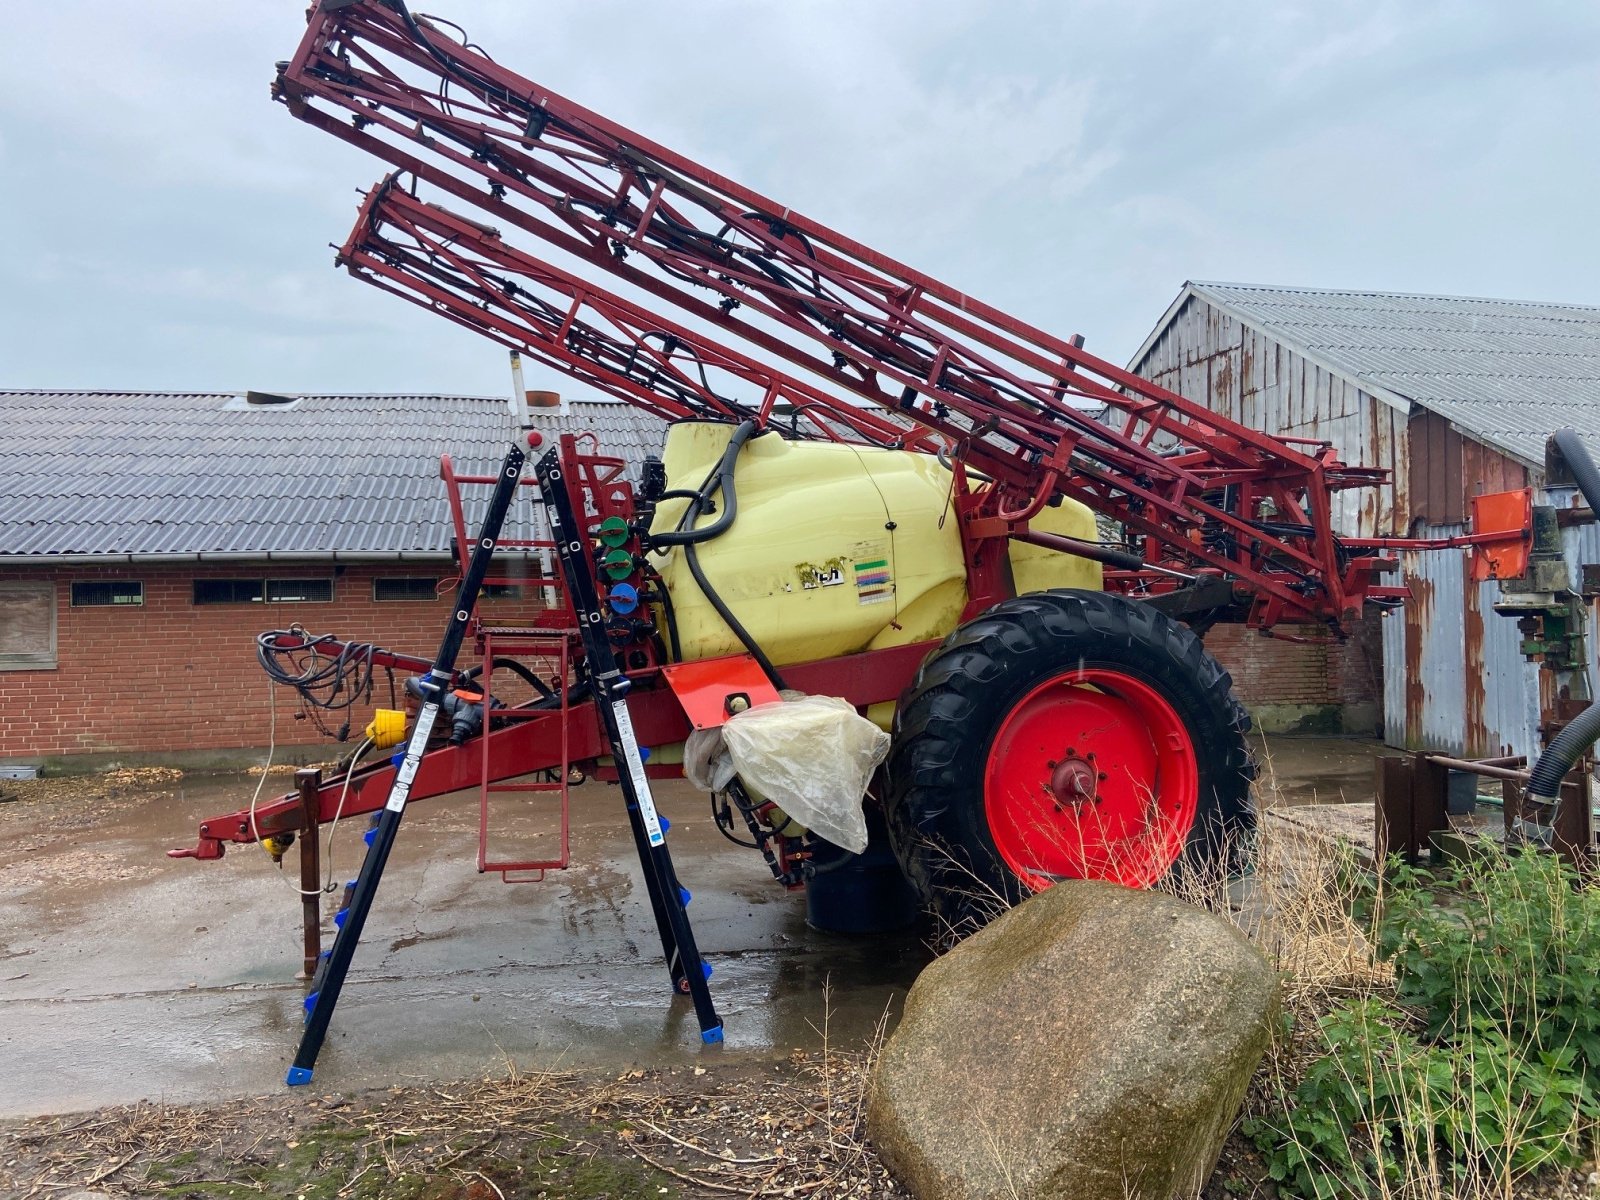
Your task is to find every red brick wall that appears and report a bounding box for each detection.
[1202,613,1383,731]
[0,563,545,759]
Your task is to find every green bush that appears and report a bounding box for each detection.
[1245,845,1600,1198]
[1382,848,1600,1068]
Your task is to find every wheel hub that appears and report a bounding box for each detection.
[983,667,1199,891]
[1048,754,1099,807]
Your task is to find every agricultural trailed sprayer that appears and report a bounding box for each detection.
[170,0,1537,1084]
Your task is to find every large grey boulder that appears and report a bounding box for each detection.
[868,881,1278,1200]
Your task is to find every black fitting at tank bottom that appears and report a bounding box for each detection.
[804,808,921,934]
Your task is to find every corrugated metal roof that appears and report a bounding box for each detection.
[1136,282,1600,466]
[0,391,667,557]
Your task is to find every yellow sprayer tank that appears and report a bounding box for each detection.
[648,422,1102,668]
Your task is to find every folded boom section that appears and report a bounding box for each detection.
[277,0,1402,629]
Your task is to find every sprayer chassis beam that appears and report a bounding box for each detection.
[174,639,935,861]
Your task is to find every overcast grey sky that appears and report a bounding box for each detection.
[2,2,1596,399]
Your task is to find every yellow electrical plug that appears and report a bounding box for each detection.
[261,832,294,862]
[364,708,407,750]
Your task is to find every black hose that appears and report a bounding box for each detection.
[685,535,787,690]
[463,657,556,701]
[1528,706,1600,803]
[641,561,683,662]
[646,421,787,689]
[1526,429,1600,802]
[1553,428,1600,514]
[649,422,757,546]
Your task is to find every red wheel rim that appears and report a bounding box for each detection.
[983,668,1199,891]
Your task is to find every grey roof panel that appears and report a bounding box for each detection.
[0,392,667,557]
[1175,283,1600,464]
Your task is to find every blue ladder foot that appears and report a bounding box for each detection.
[701,1024,725,1045]
[286,1065,314,1086]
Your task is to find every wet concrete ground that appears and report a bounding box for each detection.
[0,734,1384,1119]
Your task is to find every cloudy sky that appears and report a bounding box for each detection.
[2,1,1596,399]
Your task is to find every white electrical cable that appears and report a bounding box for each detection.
[246,675,280,848]
[249,673,373,896]
[319,737,374,892]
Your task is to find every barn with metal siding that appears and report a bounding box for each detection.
[1128,282,1600,752]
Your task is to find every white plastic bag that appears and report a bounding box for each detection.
[719,694,889,854]
[683,726,737,793]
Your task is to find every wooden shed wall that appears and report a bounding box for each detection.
[1132,295,1408,537]
[1406,410,1531,528]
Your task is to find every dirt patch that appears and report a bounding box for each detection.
[1,1051,905,1199]
[0,847,159,892]
[0,769,186,836]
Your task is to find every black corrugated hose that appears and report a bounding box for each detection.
[648,421,788,690]
[1526,429,1600,804]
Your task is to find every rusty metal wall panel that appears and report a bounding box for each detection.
[1384,526,1548,757]
[1476,574,1542,756]
[1417,543,1468,752]
[1382,605,1409,747]
[1131,294,1406,539]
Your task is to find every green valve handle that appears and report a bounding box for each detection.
[602,548,634,579]
[597,516,630,548]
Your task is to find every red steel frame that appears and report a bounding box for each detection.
[268,0,1459,633]
[475,626,571,880]
[169,0,1528,863]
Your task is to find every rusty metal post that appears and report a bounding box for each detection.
[295,769,323,980]
[1376,756,1417,864]
[1502,778,1523,842]
[1411,752,1451,861]
[1554,772,1593,872]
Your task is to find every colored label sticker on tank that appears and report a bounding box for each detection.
[852,543,894,605]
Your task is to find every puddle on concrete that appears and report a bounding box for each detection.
[4,736,1385,1117]
[3,771,931,1117]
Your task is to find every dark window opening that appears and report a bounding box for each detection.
[481,583,524,600]
[267,579,333,603]
[373,577,441,602]
[194,578,332,605]
[193,579,264,605]
[70,581,144,608]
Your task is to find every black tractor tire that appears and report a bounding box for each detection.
[885,589,1255,934]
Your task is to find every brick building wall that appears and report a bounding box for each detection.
[0,561,545,764]
[1203,613,1384,735]
[0,557,1383,765]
